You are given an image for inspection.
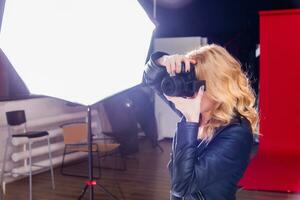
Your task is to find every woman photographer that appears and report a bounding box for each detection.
[143,44,258,200]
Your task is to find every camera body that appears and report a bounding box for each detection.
[161,63,206,97]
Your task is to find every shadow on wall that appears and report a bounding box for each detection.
[94,85,158,155]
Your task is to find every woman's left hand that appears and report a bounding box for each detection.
[165,86,205,123]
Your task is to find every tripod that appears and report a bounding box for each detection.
[77,106,119,200]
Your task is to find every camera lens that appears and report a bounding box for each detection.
[161,76,185,96]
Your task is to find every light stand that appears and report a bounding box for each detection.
[77,106,119,200]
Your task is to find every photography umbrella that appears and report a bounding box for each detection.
[0,0,154,199]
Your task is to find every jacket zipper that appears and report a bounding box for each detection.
[182,191,205,200]
[196,191,205,200]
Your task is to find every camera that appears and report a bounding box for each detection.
[161,62,206,97]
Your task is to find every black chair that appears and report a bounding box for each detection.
[0,110,55,200]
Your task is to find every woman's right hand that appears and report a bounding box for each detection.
[156,54,197,75]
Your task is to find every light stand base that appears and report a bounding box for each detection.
[152,142,164,153]
[78,181,119,200]
[78,106,120,200]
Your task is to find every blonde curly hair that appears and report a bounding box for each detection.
[186,44,258,140]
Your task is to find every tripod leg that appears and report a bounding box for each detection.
[77,106,119,200]
[154,142,164,153]
[78,185,89,200]
[96,184,119,200]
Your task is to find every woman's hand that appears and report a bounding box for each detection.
[156,54,197,75]
[165,86,205,123]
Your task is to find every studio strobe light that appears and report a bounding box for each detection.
[0,1,154,200]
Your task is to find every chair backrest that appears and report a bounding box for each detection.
[6,110,26,126]
[62,122,88,144]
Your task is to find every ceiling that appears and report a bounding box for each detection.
[139,0,300,43]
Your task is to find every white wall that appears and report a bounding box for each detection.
[0,96,107,183]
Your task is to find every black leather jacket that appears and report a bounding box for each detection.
[143,52,254,200]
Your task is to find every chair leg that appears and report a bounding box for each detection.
[29,140,32,200]
[61,145,99,179]
[113,153,126,200]
[60,146,86,178]
[96,145,101,179]
[0,135,10,198]
[99,150,127,171]
[60,145,67,176]
[47,136,55,189]
[121,153,127,171]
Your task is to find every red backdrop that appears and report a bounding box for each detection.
[239,9,300,192]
